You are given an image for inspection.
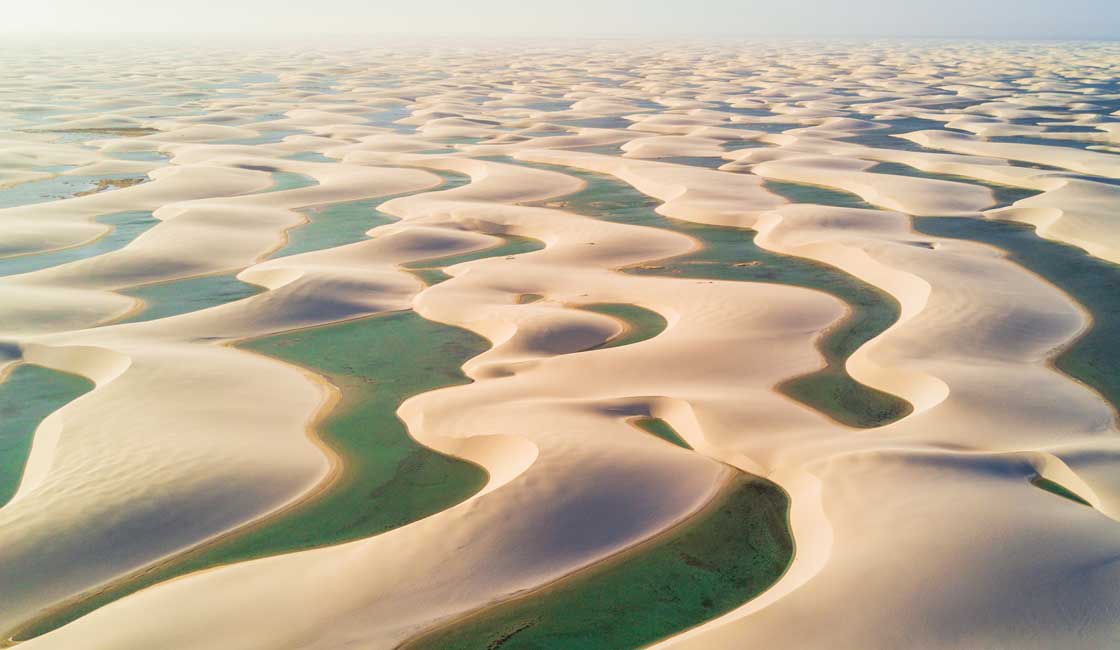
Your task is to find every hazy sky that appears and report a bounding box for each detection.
[4,0,1119,39]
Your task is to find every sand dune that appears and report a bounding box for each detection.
[2,39,1120,650]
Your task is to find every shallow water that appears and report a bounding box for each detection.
[283,151,335,163]
[1032,476,1092,506]
[219,129,307,145]
[111,151,169,162]
[0,211,157,278]
[579,303,668,351]
[117,272,264,324]
[272,171,469,259]
[555,116,633,129]
[14,312,491,641]
[656,156,727,169]
[263,170,318,192]
[0,364,93,507]
[0,171,142,210]
[631,417,692,449]
[403,234,545,283]
[403,472,790,650]
[764,179,875,210]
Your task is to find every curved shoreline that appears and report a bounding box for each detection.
[8,310,493,642]
[398,468,792,650]
[578,303,668,351]
[5,170,516,641]
[527,162,912,428]
[0,211,157,278]
[0,364,93,508]
[6,159,564,640]
[6,40,1120,650]
[913,216,1120,419]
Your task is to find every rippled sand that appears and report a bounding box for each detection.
[2,39,1120,649]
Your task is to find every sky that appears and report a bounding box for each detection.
[3,0,1119,40]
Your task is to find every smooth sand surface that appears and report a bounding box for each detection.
[3,39,1120,650]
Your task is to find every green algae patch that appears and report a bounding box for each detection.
[780,371,912,429]
[409,268,453,286]
[1031,476,1092,507]
[0,364,93,506]
[630,417,692,450]
[914,217,1120,416]
[11,312,490,641]
[119,272,264,324]
[517,293,544,304]
[73,177,147,197]
[0,172,147,210]
[401,472,791,650]
[578,303,667,351]
[524,162,911,429]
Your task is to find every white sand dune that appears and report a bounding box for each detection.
[904,129,1120,179]
[748,151,996,215]
[990,178,1120,264]
[0,164,272,257]
[2,39,1120,650]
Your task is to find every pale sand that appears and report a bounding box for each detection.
[990,179,1120,264]
[2,40,1119,650]
[904,129,1120,179]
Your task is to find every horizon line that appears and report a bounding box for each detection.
[2,32,1119,42]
